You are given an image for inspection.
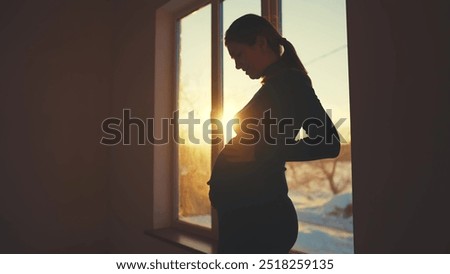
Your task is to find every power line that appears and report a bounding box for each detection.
[305,44,347,66]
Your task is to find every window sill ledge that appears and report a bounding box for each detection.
[145,228,216,254]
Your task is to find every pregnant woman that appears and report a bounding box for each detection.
[208,14,341,253]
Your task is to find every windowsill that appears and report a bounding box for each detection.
[145,228,305,254]
[145,228,216,254]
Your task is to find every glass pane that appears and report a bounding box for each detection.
[283,0,354,253]
[222,0,261,142]
[178,4,212,228]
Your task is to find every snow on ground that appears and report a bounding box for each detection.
[290,190,354,253]
[179,215,212,228]
[294,221,353,253]
[294,192,353,232]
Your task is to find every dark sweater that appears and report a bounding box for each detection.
[208,60,340,211]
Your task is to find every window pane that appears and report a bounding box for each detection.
[222,0,261,142]
[283,0,354,253]
[178,4,212,228]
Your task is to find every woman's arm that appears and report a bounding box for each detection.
[282,115,341,161]
[257,74,341,162]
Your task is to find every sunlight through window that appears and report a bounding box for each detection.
[177,4,212,228]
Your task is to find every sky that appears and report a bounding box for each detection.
[178,0,351,143]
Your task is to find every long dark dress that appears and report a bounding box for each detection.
[208,60,340,253]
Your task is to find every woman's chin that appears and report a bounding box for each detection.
[247,73,260,80]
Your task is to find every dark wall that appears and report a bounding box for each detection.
[108,0,188,253]
[347,0,450,252]
[0,0,111,252]
[0,0,187,253]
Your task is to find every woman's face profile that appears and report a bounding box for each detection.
[226,40,269,80]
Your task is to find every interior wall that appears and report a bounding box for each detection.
[347,0,450,252]
[0,0,187,253]
[0,0,111,252]
[108,0,188,253]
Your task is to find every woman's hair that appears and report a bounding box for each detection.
[225,14,307,75]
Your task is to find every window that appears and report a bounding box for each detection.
[155,0,353,253]
[177,3,212,229]
[282,0,353,254]
[175,0,262,232]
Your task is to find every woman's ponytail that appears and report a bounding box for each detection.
[279,37,308,75]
